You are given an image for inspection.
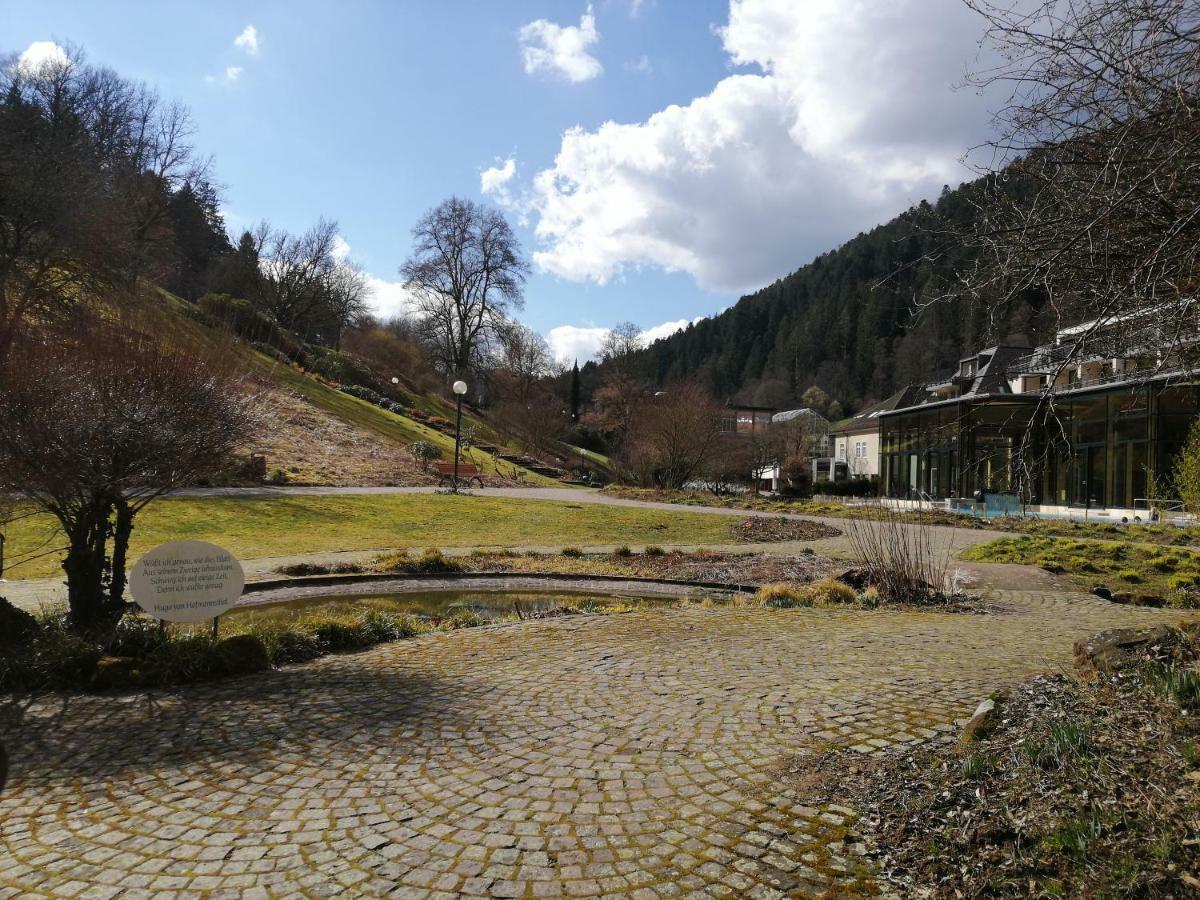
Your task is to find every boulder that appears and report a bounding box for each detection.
[1074,625,1177,674]
[216,634,271,676]
[0,599,37,646]
[960,697,1000,743]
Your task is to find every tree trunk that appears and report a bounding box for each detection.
[61,499,115,632]
[107,499,134,616]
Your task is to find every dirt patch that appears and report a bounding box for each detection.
[251,389,438,486]
[786,646,1200,897]
[729,516,841,543]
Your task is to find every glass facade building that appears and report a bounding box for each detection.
[880,381,1200,510]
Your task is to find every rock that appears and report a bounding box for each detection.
[0,599,37,646]
[834,568,872,591]
[1074,625,1177,674]
[216,634,271,676]
[1129,594,1166,608]
[960,697,1000,743]
[1091,586,1113,601]
[92,656,142,690]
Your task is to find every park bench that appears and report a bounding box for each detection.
[434,461,483,488]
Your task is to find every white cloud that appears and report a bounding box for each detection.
[502,0,1004,294]
[480,157,517,198]
[365,275,420,321]
[519,5,602,83]
[234,25,259,54]
[546,316,702,364]
[547,325,608,364]
[16,41,68,73]
[624,55,653,75]
[332,236,352,262]
[206,65,244,86]
[642,316,701,343]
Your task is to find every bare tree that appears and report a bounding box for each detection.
[254,220,338,333]
[495,322,555,404]
[584,369,645,449]
[401,197,528,380]
[0,327,260,631]
[625,381,724,489]
[321,261,371,348]
[599,321,644,375]
[959,0,1200,365]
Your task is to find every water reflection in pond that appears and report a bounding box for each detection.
[224,590,713,627]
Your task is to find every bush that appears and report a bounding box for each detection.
[813,478,878,498]
[199,293,296,354]
[755,583,811,609]
[561,546,584,557]
[340,383,407,414]
[306,346,376,389]
[613,546,633,557]
[407,440,442,470]
[373,548,464,574]
[0,598,38,647]
[215,634,271,675]
[802,578,859,605]
[644,545,665,556]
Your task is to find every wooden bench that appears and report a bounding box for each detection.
[433,461,483,488]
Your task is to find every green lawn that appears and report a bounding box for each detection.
[2,493,739,581]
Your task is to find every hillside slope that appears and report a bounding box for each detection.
[631,178,1049,410]
[130,288,559,487]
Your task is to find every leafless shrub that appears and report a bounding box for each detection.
[844,503,957,604]
[0,325,261,630]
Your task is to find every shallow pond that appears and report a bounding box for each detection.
[222,589,700,627]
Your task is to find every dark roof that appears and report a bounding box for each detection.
[829,386,924,434]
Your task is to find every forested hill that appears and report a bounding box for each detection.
[633,178,1045,412]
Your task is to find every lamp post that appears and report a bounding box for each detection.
[452,379,468,492]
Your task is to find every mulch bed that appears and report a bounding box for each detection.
[468,549,837,587]
[730,516,841,543]
[786,666,1200,897]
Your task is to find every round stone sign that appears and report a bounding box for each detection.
[129,540,245,623]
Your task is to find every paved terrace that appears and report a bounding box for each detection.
[1,589,1191,897]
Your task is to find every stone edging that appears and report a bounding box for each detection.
[242,570,760,597]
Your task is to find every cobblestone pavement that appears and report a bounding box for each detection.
[1,592,1192,898]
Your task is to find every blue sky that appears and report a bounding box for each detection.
[2,1,999,362]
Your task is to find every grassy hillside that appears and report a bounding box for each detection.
[135,287,557,486]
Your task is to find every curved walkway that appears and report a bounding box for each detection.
[1,591,1191,897]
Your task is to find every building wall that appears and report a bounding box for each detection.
[833,431,880,478]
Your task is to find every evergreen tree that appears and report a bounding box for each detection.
[569,360,581,421]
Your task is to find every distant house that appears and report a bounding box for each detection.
[825,387,925,481]
[720,404,776,435]
[751,408,830,492]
